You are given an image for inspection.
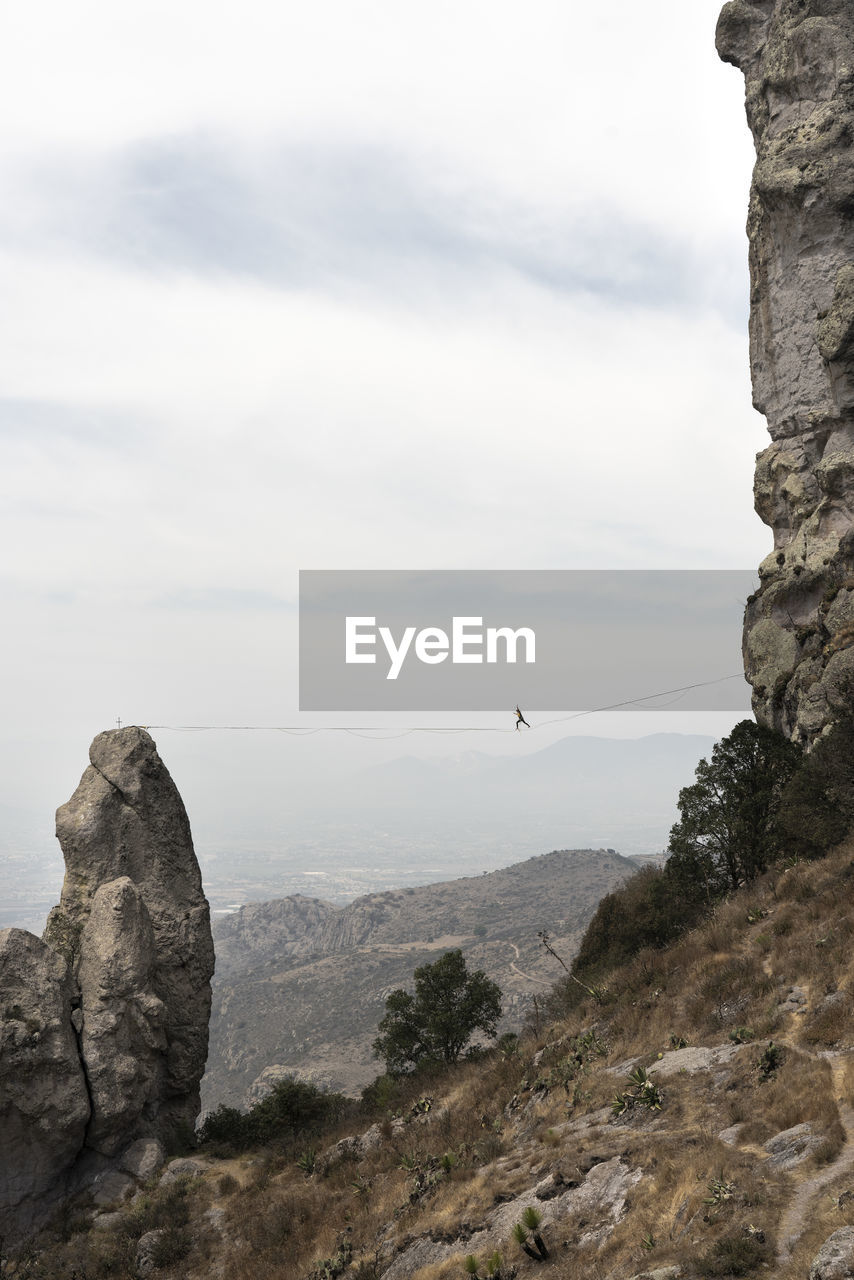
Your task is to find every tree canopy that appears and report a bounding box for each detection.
[555,719,805,1008]
[372,949,502,1075]
[665,719,801,901]
[774,715,854,860]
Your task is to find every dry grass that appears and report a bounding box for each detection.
[736,1049,843,1155]
[20,838,854,1280]
[592,1133,784,1279]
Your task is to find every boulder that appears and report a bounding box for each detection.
[120,1138,166,1182]
[627,1269,681,1280]
[159,1157,208,1185]
[810,1227,854,1280]
[90,1168,136,1208]
[764,1121,824,1170]
[628,1270,682,1280]
[135,1229,167,1277]
[648,1044,743,1078]
[92,1210,125,1230]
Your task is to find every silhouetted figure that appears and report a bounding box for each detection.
[515,705,530,731]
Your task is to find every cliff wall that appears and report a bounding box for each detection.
[717,0,854,740]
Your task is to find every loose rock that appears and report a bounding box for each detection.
[809,1227,854,1280]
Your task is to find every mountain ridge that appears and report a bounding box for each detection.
[204,847,639,1107]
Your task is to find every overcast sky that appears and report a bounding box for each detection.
[0,2,766,846]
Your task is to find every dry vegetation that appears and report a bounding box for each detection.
[17,838,854,1280]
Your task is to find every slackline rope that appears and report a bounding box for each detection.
[141,672,744,738]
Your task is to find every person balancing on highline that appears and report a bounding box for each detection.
[515,705,531,731]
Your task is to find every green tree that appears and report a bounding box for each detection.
[373,949,502,1074]
[775,715,854,859]
[666,719,801,899]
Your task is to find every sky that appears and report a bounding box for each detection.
[0,1,770,885]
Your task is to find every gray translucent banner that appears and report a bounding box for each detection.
[299,570,754,712]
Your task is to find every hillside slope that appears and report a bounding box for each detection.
[28,835,854,1280]
[204,848,638,1107]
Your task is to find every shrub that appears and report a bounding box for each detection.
[565,722,801,999]
[695,1231,771,1276]
[125,1178,191,1235]
[148,1225,192,1268]
[513,1207,549,1260]
[198,1077,349,1154]
[758,1041,783,1078]
[197,1103,249,1150]
[569,865,689,984]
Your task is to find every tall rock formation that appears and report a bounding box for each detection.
[0,728,214,1242]
[717,0,854,741]
[46,727,215,1152]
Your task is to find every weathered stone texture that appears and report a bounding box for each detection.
[76,877,168,1155]
[0,727,214,1243]
[810,1226,854,1280]
[717,0,854,740]
[0,929,90,1240]
[47,727,215,1146]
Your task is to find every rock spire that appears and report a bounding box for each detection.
[0,728,214,1241]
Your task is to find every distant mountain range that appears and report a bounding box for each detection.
[203,846,639,1109]
[304,732,718,858]
[348,731,714,810]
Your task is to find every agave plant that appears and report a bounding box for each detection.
[513,1207,549,1260]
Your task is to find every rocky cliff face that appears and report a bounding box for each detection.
[717,0,854,741]
[0,728,214,1243]
[0,930,91,1238]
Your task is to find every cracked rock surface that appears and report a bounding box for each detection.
[0,728,214,1242]
[0,929,90,1239]
[717,0,854,740]
[47,726,215,1151]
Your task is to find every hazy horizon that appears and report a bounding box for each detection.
[1,720,735,935]
[1,2,767,933]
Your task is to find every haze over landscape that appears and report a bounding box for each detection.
[1,1,761,935]
[11,3,854,1277]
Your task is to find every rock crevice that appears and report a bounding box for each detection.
[0,728,214,1243]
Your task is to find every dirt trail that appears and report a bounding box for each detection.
[777,1050,854,1264]
[507,941,551,987]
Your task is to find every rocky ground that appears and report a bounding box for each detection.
[17,836,854,1280]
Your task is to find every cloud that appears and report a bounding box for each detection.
[0,0,767,783]
[0,239,768,605]
[155,588,296,612]
[2,134,747,327]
